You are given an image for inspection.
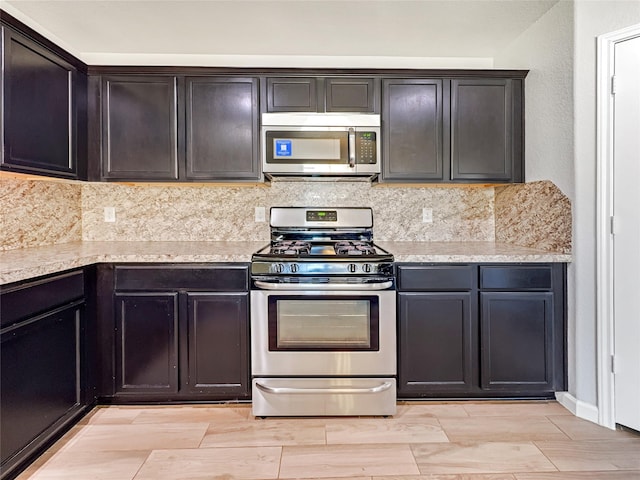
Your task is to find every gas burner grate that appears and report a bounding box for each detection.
[334,241,376,256]
[271,241,312,255]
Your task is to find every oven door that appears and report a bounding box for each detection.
[250,286,396,376]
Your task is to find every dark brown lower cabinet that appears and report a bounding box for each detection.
[115,293,179,395]
[0,269,90,480]
[480,292,554,392]
[397,263,566,399]
[398,292,476,395]
[101,264,250,403]
[185,293,249,397]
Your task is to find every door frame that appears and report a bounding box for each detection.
[596,23,640,430]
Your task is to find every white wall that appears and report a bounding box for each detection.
[494,0,578,402]
[572,0,640,408]
[496,0,640,414]
[494,0,574,199]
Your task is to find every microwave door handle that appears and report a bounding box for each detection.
[348,127,356,168]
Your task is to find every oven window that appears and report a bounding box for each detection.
[268,295,379,351]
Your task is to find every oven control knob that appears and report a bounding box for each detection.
[290,263,299,273]
[362,263,372,273]
[273,263,285,273]
[348,263,358,273]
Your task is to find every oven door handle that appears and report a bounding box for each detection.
[253,280,393,291]
[255,381,394,395]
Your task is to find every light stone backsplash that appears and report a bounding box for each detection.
[1,176,571,253]
[0,177,82,251]
[495,180,572,253]
[81,182,495,242]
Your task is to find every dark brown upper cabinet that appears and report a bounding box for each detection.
[382,79,446,182]
[101,75,179,181]
[185,77,259,180]
[264,76,379,113]
[325,78,378,112]
[266,77,317,112]
[96,74,260,182]
[381,76,524,183]
[1,25,81,179]
[451,78,522,182]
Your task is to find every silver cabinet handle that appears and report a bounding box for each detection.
[253,280,393,291]
[255,381,393,395]
[348,127,356,168]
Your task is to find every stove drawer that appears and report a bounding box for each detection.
[252,377,396,417]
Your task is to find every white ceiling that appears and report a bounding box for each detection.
[1,0,560,67]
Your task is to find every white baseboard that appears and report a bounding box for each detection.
[555,391,600,424]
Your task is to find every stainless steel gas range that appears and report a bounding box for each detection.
[250,207,396,417]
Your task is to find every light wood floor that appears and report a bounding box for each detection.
[15,401,640,480]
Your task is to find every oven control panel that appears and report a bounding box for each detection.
[306,210,337,222]
[251,261,394,277]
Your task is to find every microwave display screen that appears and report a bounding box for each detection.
[273,137,341,160]
[265,130,348,164]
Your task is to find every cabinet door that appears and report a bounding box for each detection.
[480,292,554,392]
[185,77,259,180]
[1,27,77,178]
[325,78,378,113]
[1,306,81,466]
[451,79,518,182]
[266,77,317,112]
[102,76,178,180]
[382,79,445,181]
[185,292,249,398]
[398,292,476,396]
[114,293,179,394]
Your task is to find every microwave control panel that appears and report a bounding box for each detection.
[356,132,377,164]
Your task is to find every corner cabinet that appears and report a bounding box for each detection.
[0,269,92,479]
[397,263,566,399]
[381,75,524,183]
[1,25,83,179]
[93,74,260,182]
[97,264,250,402]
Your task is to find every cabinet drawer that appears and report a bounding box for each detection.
[0,270,85,327]
[479,265,552,290]
[114,265,249,291]
[397,265,475,291]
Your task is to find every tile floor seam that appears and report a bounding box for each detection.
[276,445,284,479]
[130,450,152,480]
[526,439,562,474]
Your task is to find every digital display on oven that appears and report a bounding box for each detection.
[306,210,338,222]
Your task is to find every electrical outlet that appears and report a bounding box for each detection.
[422,208,433,223]
[104,207,116,223]
[255,206,266,222]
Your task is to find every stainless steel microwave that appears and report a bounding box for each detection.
[261,113,381,176]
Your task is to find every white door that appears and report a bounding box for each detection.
[613,34,640,432]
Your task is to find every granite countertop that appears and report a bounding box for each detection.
[0,241,266,285]
[377,241,572,264]
[0,241,571,285]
